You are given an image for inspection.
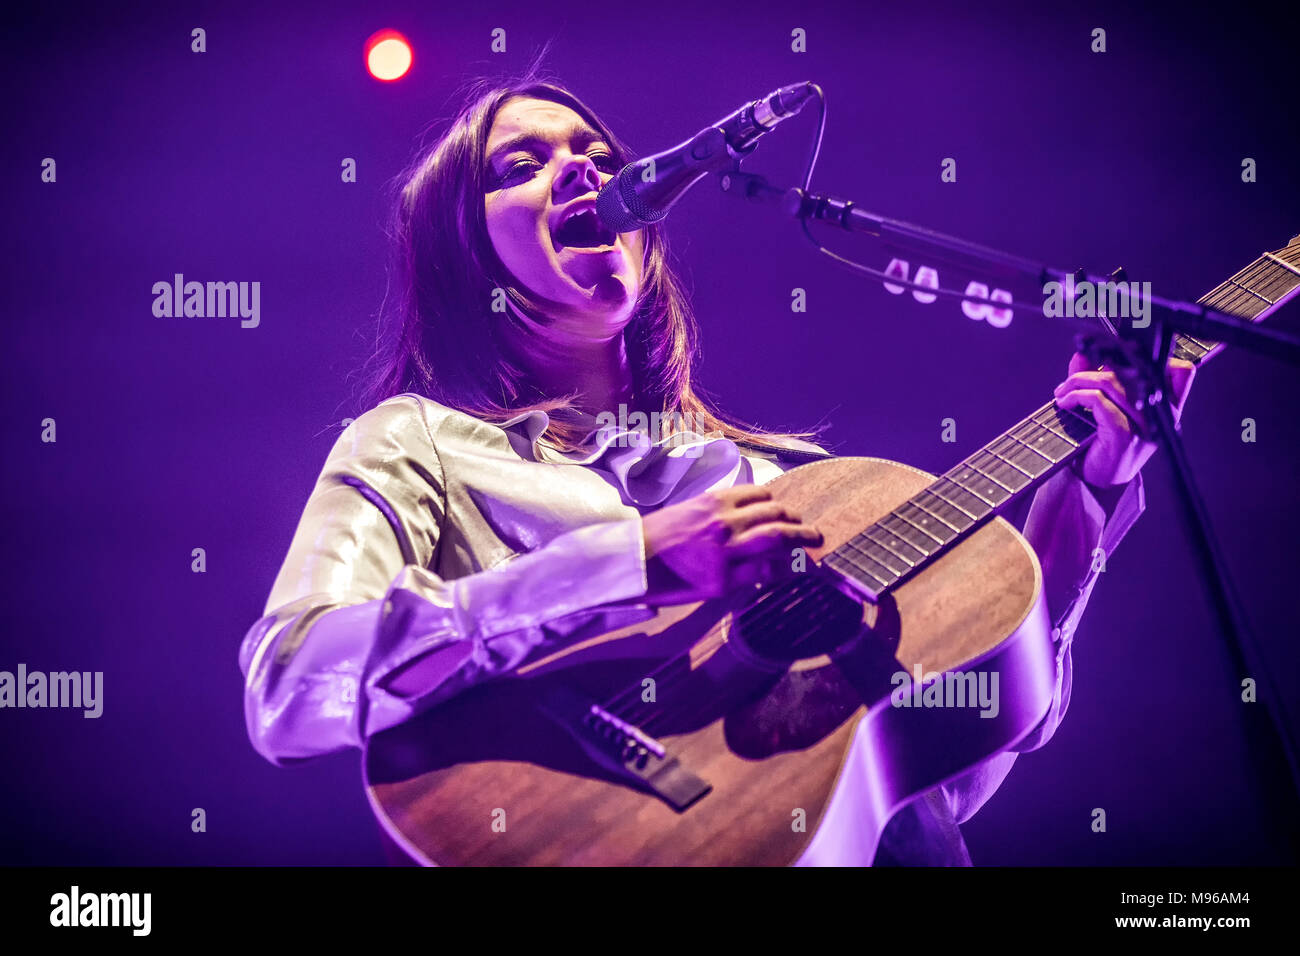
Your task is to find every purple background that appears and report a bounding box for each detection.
[3,0,1297,864]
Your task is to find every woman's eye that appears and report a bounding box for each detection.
[490,151,617,189]
[499,159,540,184]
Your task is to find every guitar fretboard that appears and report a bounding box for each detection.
[826,237,1300,600]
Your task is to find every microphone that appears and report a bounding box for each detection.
[596,81,817,233]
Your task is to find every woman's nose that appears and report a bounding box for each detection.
[555,154,602,197]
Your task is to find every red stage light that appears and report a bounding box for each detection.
[365,29,412,82]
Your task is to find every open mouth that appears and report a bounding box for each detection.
[552,208,618,251]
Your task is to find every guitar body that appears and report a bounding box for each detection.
[364,455,1057,865]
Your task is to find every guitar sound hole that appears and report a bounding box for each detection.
[733,577,866,663]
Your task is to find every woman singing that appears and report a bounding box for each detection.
[238,70,1193,865]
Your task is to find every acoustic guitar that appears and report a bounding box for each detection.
[364,236,1300,865]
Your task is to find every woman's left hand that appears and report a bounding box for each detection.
[1052,351,1197,489]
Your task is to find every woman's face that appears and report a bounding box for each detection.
[484,96,646,339]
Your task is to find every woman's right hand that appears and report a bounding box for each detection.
[639,485,824,605]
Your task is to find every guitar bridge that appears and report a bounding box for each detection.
[538,684,712,813]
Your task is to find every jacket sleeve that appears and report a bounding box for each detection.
[238,396,653,767]
[941,462,1144,823]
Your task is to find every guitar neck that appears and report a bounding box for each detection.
[826,237,1300,601]
[1172,240,1300,364]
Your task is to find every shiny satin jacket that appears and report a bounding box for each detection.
[239,393,1143,856]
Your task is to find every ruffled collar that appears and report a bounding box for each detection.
[492,408,750,508]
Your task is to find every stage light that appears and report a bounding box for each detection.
[365,29,412,82]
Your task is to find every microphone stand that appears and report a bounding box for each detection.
[720,167,1300,810]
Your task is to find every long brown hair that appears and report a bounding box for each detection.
[354,61,826,454]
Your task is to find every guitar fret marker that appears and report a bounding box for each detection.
[1020,422,1063,453]
[894,508,945,545]
[952,468,1003,503]
[922,488,975,521]
[862,545,910,577]
[849,534,911,573]
[1035,413,1083,444]
[862,527,921,565]
[1002,433,1055,467]
[880,514,934,554]
[911,496,961,533]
